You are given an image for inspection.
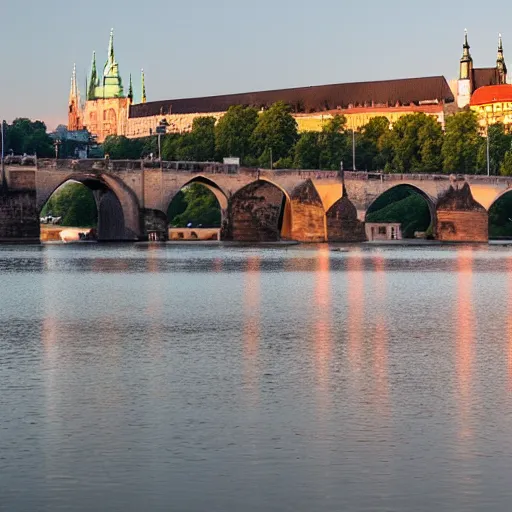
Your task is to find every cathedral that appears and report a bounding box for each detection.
[68,29,146,141]
[68,30,510,143]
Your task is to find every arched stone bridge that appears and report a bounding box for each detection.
[2,158,512,242]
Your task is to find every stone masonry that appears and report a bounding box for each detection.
[2,159,512,243]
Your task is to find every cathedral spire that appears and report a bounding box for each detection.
[108,28,115,65]
[68,63,83,131]
[497,33,507,84]
[69,63,78,102]
[141,69,147,103]
[88,51,97,100]
[101,29,124,98]
[128,74,134,103]
[460,28,473,80]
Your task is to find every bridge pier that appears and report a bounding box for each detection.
[326,196,366,242]
[0,189,40,243]
[142,208,168,241]
[0,166,40,243]
[289,180,326,242]
[435,182,488,243]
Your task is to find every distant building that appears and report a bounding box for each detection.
[366,223,402,241]
[454,31,507,109]
[470,84,512,131]
[50,125,97,159]
[67,29,508,143]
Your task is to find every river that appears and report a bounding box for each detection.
[2,242,512,511]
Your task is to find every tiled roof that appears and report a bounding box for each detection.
[472,68,500,90]
[129,76,455,118]
[470,84,512,106]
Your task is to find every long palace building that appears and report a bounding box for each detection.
[68,30,509,142]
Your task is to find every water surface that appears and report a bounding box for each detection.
[2,242,512,512]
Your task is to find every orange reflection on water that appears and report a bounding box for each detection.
[372,252,389,410]
[455,248,474,440]
[508,256,512,389]
[243,256,261,402]
[347,250,365,371]
[146,243,161,273]
[314,248,332,391]
[212,257,223,273]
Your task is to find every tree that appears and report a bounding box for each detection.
[477,123,512,175]
[41,182,97,227]
[442,110,481,174]
[161,133,181,161]
[4,118,53,157]
[176,117,216,161]
[356,116,390,170]
[385,113,442,173]
[500,149,512,176]
[215,105,258,164]
[293,131,321,169]
[170,184,221,227]
[251,102,298,167]
[489,192,512,237]
[103,135,142,159]
[319,115,349,170]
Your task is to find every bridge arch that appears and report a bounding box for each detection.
[38,173,141,241]
[365,184,436,239]
[165,176,229,236]
[229,179,292,241]
[164,175,229,214]
[488,188,512,239]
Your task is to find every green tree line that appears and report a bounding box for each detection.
[103,105,512,175]
[2,118,54,157]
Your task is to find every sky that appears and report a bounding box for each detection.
[1,0,510,129]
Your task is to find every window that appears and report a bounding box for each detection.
[378,227,387,235]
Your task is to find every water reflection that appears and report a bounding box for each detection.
[508,256,512,390]
[212,257,223,273]
[347,250,365,371]
[243,256,261,403]
[313,248,332,407]
[455,248,475,442]
[145,246,165,360]
[372,252,389,413]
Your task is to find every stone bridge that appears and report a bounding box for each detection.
[2,158,512,243]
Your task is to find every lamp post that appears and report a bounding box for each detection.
[352,128,356,171]
[156,119,169,163]
[53,138,61,160]
[487,126,490,176]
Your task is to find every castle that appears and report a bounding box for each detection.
[68,30,508,143]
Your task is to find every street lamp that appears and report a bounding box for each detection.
[352,128,356,171]
[486,124,490,176]
[156,118,169,162]
[53,138,62,160]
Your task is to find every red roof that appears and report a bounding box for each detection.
[470,84,512,106]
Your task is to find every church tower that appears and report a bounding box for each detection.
[457,29,474,108]
[497,33,508,84]
[68,64,83,131]
[87,29,124,100]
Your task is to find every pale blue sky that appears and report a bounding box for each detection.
[1,0,509,128]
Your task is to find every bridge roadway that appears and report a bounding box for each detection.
[2,158,512,242]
